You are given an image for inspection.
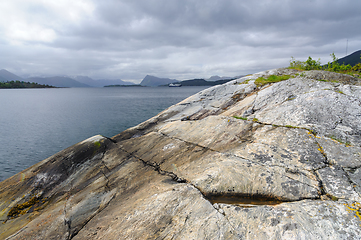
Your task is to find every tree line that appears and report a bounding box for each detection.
[0,80,56,89]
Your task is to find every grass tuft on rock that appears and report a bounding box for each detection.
[233,116,248,120]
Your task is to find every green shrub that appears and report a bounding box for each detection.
[304,56,322,70]
[288,53,361,78]
[352,63,361,72]
[289,57,305,70]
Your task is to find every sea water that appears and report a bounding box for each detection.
[0,86,208,181]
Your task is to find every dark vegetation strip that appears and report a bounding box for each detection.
[0,80,56,88]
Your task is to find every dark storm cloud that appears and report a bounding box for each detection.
[0,0,360,82]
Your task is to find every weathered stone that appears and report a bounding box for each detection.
[219,200,361,239]
[317,136,361,168]
[347,168,361,195]
[317,166,360,201]
[1,68,361,239]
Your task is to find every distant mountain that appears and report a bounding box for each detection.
[75,76,133,87]
[0,69,245,88]
[207,75,233,81]
[338,50,361,66]
[96,79,133,87]
[27,76,90,88]
[74,76,98,87]
[0,69,24,82]
[140,75,177,86]
[179,78,234,86]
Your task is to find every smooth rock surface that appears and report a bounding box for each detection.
[1,68,361,239]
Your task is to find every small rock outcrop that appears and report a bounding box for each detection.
[1,68,361,239]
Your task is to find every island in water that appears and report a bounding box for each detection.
[0,80,56,89]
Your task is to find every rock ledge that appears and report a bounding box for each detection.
[1,68,361,239]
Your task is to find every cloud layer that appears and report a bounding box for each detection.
[1,0,360,82]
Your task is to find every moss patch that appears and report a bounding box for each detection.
[239,79,250,84]
[94,141,101,148]
[255,75,291,87]
[93,141,103,155]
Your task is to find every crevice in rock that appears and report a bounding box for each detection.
[64,191,72,240]
[119,146,187,184]
[312,140,329,166]
[3,226,28,239]
[156,130,323,199]
[164,119,183,123]
[122,124,325,208]
[247,119,318,137]
[62,142,116,240]
[313,170,327,197]
[104,136,117,144]
[99,143,112,191]
[65,218,72,240]
[212,202,248,239]
[249,91,259,114]
[308,137,333,199]
[100,169,111,191]
[345,166,361,173]
[157,130,319,178]
[118,141,283,212]
[184,183,244,238]
[283,174,320,192]
[340,166,361,199]
[312,136,361,199]
[117,141,250,236]
[67,193,116,240]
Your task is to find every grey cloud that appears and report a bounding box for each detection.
[0,0,360,82]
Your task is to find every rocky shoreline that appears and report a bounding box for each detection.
[1,68,361,239]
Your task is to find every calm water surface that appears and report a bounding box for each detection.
[0,86,208,181]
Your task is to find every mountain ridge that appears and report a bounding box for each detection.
[75,76,134,87]
[140,75,178,86]
[27,76,90,88]
[338,50,361,66]
[0,69,135,88]
[0,69,24,82]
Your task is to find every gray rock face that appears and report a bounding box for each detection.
[1,68,361,239]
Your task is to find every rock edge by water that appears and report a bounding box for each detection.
[1,68,361,239]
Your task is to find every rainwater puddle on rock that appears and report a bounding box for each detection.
[207,194,284,206]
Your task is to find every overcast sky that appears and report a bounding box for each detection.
[0,0,360,83]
